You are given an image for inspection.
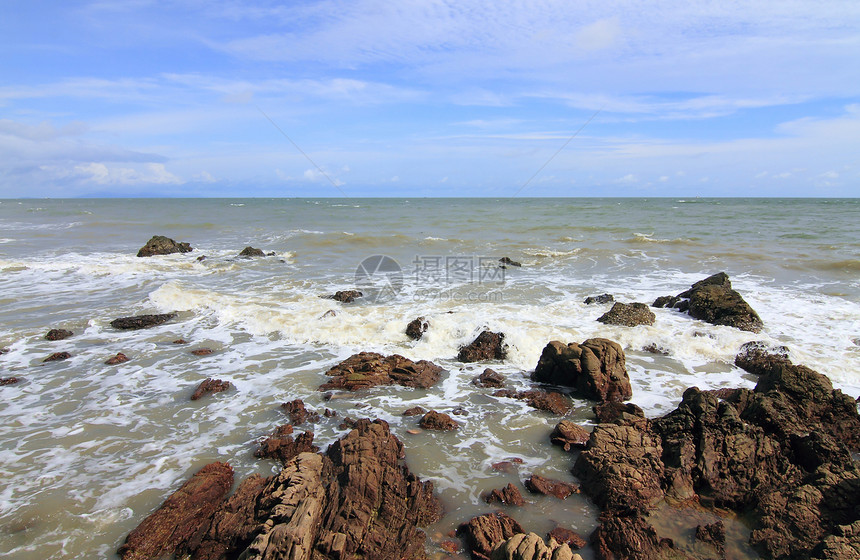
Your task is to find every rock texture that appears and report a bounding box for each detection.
[45,328,73,341]
[490,533,582,560]
[524,475,579,500]
[281,399,320,425]
[419,410,459,431]
[105,352,130,365]
[0,377,20,386]
[320,352,444,391]
[493,389,571,415]
[43,351,71,362]
[110,313,176,330]
[327,290,363,303]
[484,483,526,506]
[474,368,506,388]
[254,425,318,465]
[190,378,232,401]
[652,272,763,332]
[458,511,524,560]
[238,246,265,257]
[584,294,614,305]
[596,302,655,327]
[458,331,507,362]
[137,235,193,257]
[550,421,590,451]
[406,317,429,340]
[547,527,587,550]
[532,339,631,402]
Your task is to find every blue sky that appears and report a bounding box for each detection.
[2,1,859,197]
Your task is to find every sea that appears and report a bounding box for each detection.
[0,197,858,559]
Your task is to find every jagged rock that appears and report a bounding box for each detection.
[652,272,763,332]
[419,410,459,431]
[105,352,129,365]
[1,377,20,386]
[474,368,506,388]
[734,341,791,374]
[550,421,590,451]
[43,351,71,362]
[642,343,669,355]
[458,331,507,362]
[489,532,581,560]
[137,235,193,257]
[532,339,631,402]
[402,406,427,416]
[493,389,571,415]
[695,520,726,557]
[319,352,444,391]
[280,399,320,425]
[597,302,656,327]
[524,475,579,499]
[45,328,73,341]
[591,511,677,560]
[254,425,318,465]
[190,378,232,401]
[499,257,522,267]
[111,313,176,330]
[117,462,233,560]
[238,246,265,257]
[547,527,587,550]
[483,483,526,506]
[326,290,363,303]
[593,401,647,427]
[458,511,524,560]
[492,459,524,473]
[584,294,614,305]
[406,316,429,340]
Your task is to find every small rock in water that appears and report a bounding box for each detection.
[483,483,526,506]
[597,302,656,327]
[853,337,860,347]
[196,255,206,262]
[281,399,320,425]
[695,521,726,557]
[45,329,73,341]
[419,410,459,431]
[584,294,614,305]
[550,420,590,451]
[473,368,505,388]
[172,339,188,344]
[190,348,214,356]
[458,330,506,362]
[0,348,9,355]
[405,316,429,340]
[548,526,588,550]
[136,235,192,257]
[642,343,669,355]
[105,352,129,365]
[111,313,176,330]
[319,309,337,319]
[237,246,265,257]
[403,406,427,416]
[326,290,363,303]
[1,377,21,386]
[499,257,522,267]
[525,474,580,499]
[43,351,71,362]
[190,378,232,400]
[254,425,317,464]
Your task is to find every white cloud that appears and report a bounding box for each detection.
[575,18,623,52]
[74,162,183,186]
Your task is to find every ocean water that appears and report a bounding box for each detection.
[0,197,858,559]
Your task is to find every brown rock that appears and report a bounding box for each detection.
[238,246,265,257]
[491,460,523,473]
[254,425,318,464]
[117,462,233,560]
[547,527,587,550]
[45,328,73,341]
[1,377,20,386]
[105,352,129,365]
[173,339,188,344]
[493,389,571,415]
[483,483,526,506]
[441,539,461,554]
[524,475,579,499]
[532,339,631,402]
[190,378,232,401]
[111,313,176,330]
[137,235,193,257]
[592,510,676,560]
[597,302,656,327]
[457,511,524,560]
[652,272,763,332]
[550,420,590,451]
[489,532,580,560]
[584,294,614,305]
[406,316,429,340]
[593,401,647,427]
[734,340,791,374]
[319,352,444,391]
[695,520,725,557]
[326,290,363,303]
[458,331,506,362]
[190,348,214,356]
[473,368,505,388]
[499,257,522,267]
[280,398,320,425]
[419,410,459,431]
[43,351,71,362]
[403,406,427,417]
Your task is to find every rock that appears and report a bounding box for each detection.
[406,316,429,340]
[458,331,507,362]
[483,483,526,506]
[117,462,233,560]
[593,401,647,427]
[254,425,318,464]
[499,257,522,267]
[491,460,523,473]
[280,399,320,425]
[0,348,9,355]
[532,339,631,402]
[402,406,427,417]
[190,378,232,401]
[326,290,363,303]
[111,313,176,330]
[547,527,587,550]
[597,302,656,327]
[652,272,763,332]
[695,521,725,557]
[591,510,676,560]
[1,377,20,386]
[105,352,129,365]
[584,294,614,305]
[45,328,73,341]
[441,539,461,554]
[550,420,590,451]
[642,343,669,355]
[238,246,265,257]
[137,235,193,257]
[457,511,524,560]
[173,339,188,344]
[43,351,71,362]
[734,341,791,374]
[319,352,444,391]
[493,389,571,415]
[190,348,214,356]
[524,474,579,499]
[474,368,506,388]
[419,410,459,431]
[320,309,337,319]
[489,532,581,560]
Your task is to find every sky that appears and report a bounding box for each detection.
[1,1,859,198]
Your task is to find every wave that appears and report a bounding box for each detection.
[627,233,700,245]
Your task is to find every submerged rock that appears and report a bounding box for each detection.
[110,313,176,330]
[402,406,427,417]
[474,368,506,388]
[237,246,265,257]
[550,420,590,451]
[547,527,587,550]
[493,389,571,415]
[419,410,459,431]
[190,348,214,356]
[458,511,524,560]
[499,257,522,267]
[319,352,444,391]
[137,235,193,257]
[524,475,579,499]
[483,483,526,507]
[0,377,20,386]
[532,339,631,402]
[596,302,655,327]
[584,294,614,305]
[326,290,363,303]
[190,378,232,401]
[406,316,429,340]
[105,352,130,365]
[458,330,507,362]
[280,399,320,425]
[43,351,71,362]
[652,272,763,332]
[45,328,73,341]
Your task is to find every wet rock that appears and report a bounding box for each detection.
[254,425,318,465]
[0,348,8,355]
[489,532,581,560]
[419,410,460,431]
[547,527,587,550]
[320,309,337,319]
[524,474,579,500]
[402,406,427,417]
[45,328,73,341]
[584,294,614,305]
[441,539,461,554]
[323,408,336,418]
[190,378,232,401]
[237,246,265,257]
[491,459,523,473]
[695,520,725,557]
[550,420,590,451]
[474,368,506,388]
[483,483,526,506]
[326,290,363,303]
[493,389,571,415]
[137,235,193,258]
[105,352,129,365]
[532,339,631,402]
[734,341,791,374]
[173,339,188,344]
[43,351,71,362]
[591,510,676,560]
[280,398,320,425]
[111,313,177,330]
[1,377,20,386]
[406,316,429,340]
[319,352,444,391]
[458,331,507,362]
[642,343,669,355]
[652,272,763,332]
[338,417,358,430]
[190,348,214,356]
[457,511,524,560]
[593,401,647,427]
[117,462,233,560]
[499,257,522,267]
[597,302,656,327]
